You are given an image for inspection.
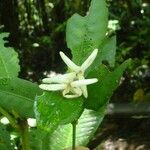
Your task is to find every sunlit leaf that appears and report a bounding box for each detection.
[49,109,103,150]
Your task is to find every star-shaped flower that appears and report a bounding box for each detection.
[39,72,97,98]
[59,49,98,98]
[39,49,98,98]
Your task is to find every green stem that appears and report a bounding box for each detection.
[19,119,30,150]
[0,106,19,129]
[0,107,30,150]
[72,121,77,150]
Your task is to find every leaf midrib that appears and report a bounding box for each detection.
[0,89,33,103]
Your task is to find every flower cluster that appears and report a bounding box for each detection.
[39,49,98,98]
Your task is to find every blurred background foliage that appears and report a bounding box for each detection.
[0,0,149,102]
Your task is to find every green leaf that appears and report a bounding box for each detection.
[98,36,116,67]
[29,128,50,150]
[66,0,108,65]
[85,59,131,110]
[49,109,104,150]
[86,36,116,75]
[0,33,20,78]
[86,0,108,47]
[34,92,83,133]
[0,77,42,118]
[0,123,13,150]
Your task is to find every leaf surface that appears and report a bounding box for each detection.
[29,128,51,150]
[66,0,108,65]
[49,109,103,150]
[85,35,117,76]
[0,77,42,118]
[99,36,116,67]
[34,92,83,133]
[85,59,131,110]
[0,123,13,150]
[0,33,20,78]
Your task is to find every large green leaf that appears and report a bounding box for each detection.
[0,123,13,150]
[85,59,131,110]
[34,92,83,133]
[49,109,104,150]
[0,33,20,78]
[66,0,108,65]
[0,77,42,118]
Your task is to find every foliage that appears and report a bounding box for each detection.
[0,33,20,78]
[0,123,13,150]
[0,77,41,118]
[35,92,83,133]
[86,59,131,110]
[33,0,130,149]
[49,109,104,149]
[66,0,108,65]
[0,0,148,149]
[108,0,150,102]
[0,33,42,149]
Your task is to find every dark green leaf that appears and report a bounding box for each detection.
[34,92,83,133]
[29,128,50,150]
[85,59,131,110]
[0,77,42,118]
[0,123,13,150]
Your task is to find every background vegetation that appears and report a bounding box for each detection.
[0,0,150,149]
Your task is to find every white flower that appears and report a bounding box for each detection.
[59,49,98,98]
[39,72,98,98]
[39,49,98,98]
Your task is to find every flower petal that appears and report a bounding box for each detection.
[80,85,88,98]
[59,51,80,71]
[42,72,76,83]
[81,49,98,71]
[63,94,80,99]
[71,78,98,87]
[39,84,66,91]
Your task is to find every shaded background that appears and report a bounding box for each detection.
[0,0,150,149]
